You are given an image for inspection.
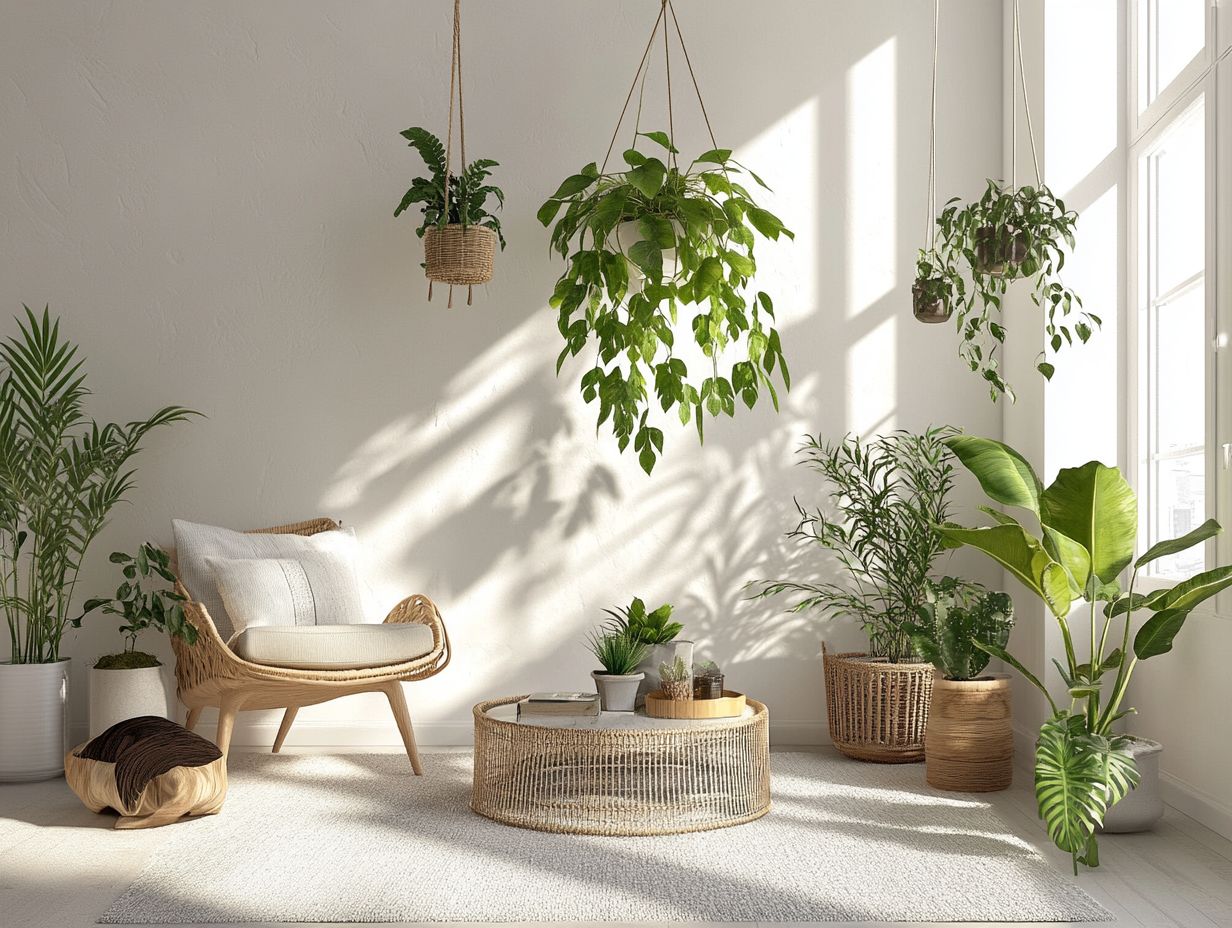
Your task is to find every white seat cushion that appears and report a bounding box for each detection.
[231,623,435,670]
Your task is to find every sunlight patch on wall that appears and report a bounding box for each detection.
[845,36,896,319]
[846,314,897,435]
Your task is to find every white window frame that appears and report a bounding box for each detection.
[1129,0,1216,140]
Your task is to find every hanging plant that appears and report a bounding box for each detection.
[913,0,1100,401]
[393,0,503,307]
[538,1,793,474]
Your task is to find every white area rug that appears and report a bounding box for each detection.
[100,752,1109,923]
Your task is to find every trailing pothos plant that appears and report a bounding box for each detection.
[538,131,792,473]
[937,435,1232,873]
[394,126,505,248]
[919,181,1099,401]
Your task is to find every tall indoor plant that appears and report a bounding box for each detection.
[938,435,1232,871]
[0,307,196,781]
[752,426,957,761]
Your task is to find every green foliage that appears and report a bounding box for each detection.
[939,434,1230,870]
[394,127,506,248]
[658,654,689,684]
[76,543,197,661]
[539,135,793,473]
[0,307,199,664]
[750,427,958,662]
[587,629,650,675]
[904,577,1014,681]
[924,181,1099,401]
[603,596,681,644]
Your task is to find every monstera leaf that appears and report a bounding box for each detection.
[1035,715,1111,874]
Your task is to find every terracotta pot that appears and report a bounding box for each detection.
[822,645,933,763]
[925,672,1013,792]
[973,225,1028,276]
[912,279,952,324]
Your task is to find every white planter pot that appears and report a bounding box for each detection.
[616,220,680,282]
[0,659,70,782]
[591,671,645,712]
[89,664,173,738]
[635,640,694,706]
[1099,737,1164,833]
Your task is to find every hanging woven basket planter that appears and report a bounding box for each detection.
[423,224,497,287]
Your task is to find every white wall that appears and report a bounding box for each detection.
[0,0,1003,747]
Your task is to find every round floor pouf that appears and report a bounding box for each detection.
[65,715,226,829]
[822,646,933,763]
[925,673,1013,792]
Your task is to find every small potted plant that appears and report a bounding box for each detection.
[587,628,649,712]
[395,126,505,305]
[911,250,963,324]
[77,544,198,738]
[603,596,690,705]
[539,134,793,473]
[904,577,1014,791]
[751,427,958,762]
[693,659,724,699]
[658,656,693,701]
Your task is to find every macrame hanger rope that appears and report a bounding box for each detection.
[662,0,676,169]
[925,0,939,249]
[667,0,718,151]
[1013,0,1042,187]
[601,4,666,173]
[437,0,470,307]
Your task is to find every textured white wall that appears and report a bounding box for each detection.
[0,0,1002,746]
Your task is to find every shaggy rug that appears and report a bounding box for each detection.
[100,751,1109,923]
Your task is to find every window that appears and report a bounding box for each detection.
[1137,0,1208,113]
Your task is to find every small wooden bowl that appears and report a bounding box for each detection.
[644,689,747,719]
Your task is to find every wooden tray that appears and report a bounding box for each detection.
[644,689,747,719]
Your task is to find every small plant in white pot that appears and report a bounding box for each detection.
[587,628,649,713]
[77,544,197,738]
[0,307,196,782]
[603,597,691,706]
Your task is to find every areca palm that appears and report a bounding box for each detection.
[0,306,198,664]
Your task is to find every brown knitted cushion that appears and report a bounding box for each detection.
[65,716,227,829]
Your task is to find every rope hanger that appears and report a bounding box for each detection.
[1010,0,1042,190]
[433,0,469,307]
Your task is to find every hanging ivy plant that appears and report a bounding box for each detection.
[919,180,1099,401]
[538,132,793,474]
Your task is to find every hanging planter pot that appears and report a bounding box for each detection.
[393,0,505,308]
[972,225,1029,277]
[912,277,952,324]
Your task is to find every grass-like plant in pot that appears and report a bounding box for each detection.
[925,181,1100,401]
[395,126,505,303]
[76,544,197,738]
[750,426,957,762]
[587,627,650,713]
[603,595,688,705]
[937,435,1232,871]
[904,577,1016,791]
[539,133,793,473]
[0,307,197,782]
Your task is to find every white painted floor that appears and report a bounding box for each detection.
[1,744,1229,928]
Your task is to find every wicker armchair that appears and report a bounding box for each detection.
[171,518,450,774]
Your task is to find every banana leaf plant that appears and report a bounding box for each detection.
[936,435,1232,873]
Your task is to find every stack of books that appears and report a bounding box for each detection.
[516,692,600,721]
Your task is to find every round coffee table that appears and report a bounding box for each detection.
[471,695,770,835]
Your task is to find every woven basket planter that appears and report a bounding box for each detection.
[822,645,933,763]
[924,672,1013,792]
[423,223,496,287]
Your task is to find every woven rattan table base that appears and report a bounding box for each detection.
[471,695,770,835]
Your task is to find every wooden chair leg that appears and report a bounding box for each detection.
[383,683,423,776]
[272,707,298,754]
[215,695,242,757]
[184,707,202,732]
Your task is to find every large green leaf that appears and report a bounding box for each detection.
[1043,526,1092,595]
[974,640,1057,713]
[1040,461,1137,585]
[945,435,1043,515]
[627,159,667,199]
[936,523,1073,618]
[1135,518,1221,569]
[1142,564,1232,614]
[1133,608,1191,660]
[1035,715,1109,873]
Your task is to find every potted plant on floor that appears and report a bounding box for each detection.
[395,126,505,306]
[937,435,1232,871]
[76,543,198,738]
[587,626,649,713]
[0,307,197,782]
[603,596,689,704]
[750,426,958,762]
[539,134,793,473]
[904,577,1015,791]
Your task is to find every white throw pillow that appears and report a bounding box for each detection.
[172,519,365,641]
[207,554,368,642]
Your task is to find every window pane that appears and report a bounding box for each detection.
[1152,100,1205,296]
[1150,453,1206,578]
[1153,283,1205,453]
[1140,0,1207,111]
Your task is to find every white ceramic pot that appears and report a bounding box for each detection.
[635,640,694,706]
[0,659,71,782]
[89,664,173,738]
[616,220,680,281]
[591,671,645,712]
[1099,737,1164,833]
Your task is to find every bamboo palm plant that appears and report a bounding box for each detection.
[0,307,198,664]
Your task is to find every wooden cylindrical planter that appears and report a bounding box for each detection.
[423,224,496,286]
[822,646,933,763]
[925,672,1013,792]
